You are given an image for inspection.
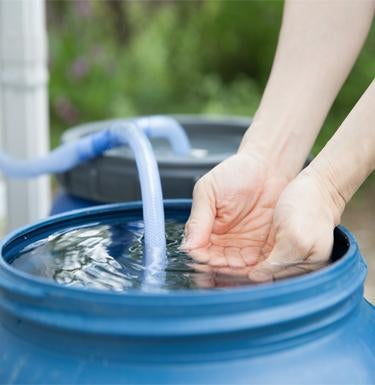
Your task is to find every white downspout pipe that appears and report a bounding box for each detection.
[0,0,51,231]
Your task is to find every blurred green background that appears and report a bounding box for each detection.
[47,0,374,154]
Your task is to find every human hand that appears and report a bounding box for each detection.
[248,80,375,282]
[182,152,290,267]
[248,168,344,282]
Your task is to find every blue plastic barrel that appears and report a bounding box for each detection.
[1,200,375,384]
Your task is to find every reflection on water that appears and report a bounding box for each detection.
[11,219,260,292]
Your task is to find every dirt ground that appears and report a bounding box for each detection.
[342,180,375,304]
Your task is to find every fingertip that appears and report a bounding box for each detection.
[180,229,207,251]
[182,216,214,250]
[209,255,228,267]
[186,178,216,249]
[180,237,193,251]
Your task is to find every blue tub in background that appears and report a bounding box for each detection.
[0,200,375,384]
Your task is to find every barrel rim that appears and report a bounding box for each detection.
[0,199,360,296]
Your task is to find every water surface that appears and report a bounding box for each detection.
[11,219,258,292]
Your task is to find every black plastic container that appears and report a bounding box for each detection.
[56,115,251,203]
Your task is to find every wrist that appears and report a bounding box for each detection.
[238,115,312,181]
[300,160,346,225]
[300,81,375,222]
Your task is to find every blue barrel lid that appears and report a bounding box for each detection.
[0,200,367,352]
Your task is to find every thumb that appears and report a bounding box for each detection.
[182,179,216,250]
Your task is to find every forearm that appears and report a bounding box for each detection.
[239,0,374,179]
[305,80,375,223]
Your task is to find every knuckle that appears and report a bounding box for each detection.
[311,232,334,264]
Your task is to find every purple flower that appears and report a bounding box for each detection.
[54,97,80,125]
[73,0,91,19]
[69,56,90,80]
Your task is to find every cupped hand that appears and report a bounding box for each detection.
[182,153,290,268]
[248,169,344,282]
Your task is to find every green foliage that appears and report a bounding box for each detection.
[48,0,374,154]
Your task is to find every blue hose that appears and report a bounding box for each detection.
[0,116,191,284]
[0,116,190,177]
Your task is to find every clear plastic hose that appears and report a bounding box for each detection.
[136,116,190,156]
[0,116,191,282]
[110,122,167,275]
